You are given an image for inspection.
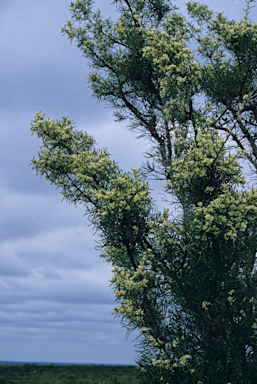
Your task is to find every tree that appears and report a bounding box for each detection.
[31,0,257,382]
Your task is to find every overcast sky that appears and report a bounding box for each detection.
[0,0,256,365]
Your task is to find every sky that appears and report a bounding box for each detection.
[0,0,256,365]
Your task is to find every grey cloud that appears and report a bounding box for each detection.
[0,259,114,305]
[0,334,138,365]
[0,0,145,365]
[0,224,101,269]
[0,0,112,126]
[0,0,252,366]
[0,301,138,364]
[0,190,88,241]
[0,243,30,277]
[0,302,117,328]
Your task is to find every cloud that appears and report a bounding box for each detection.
[0,0,252,366]
[0,299,139,364]
[0,187,89,238]
[0,219,112,288]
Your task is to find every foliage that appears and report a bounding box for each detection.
[61,0,257,175]
[0,363,139,384]
[31,0,257,383]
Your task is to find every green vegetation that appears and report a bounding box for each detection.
[0,364,139,384]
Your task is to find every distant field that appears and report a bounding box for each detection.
[0,363,140,384]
